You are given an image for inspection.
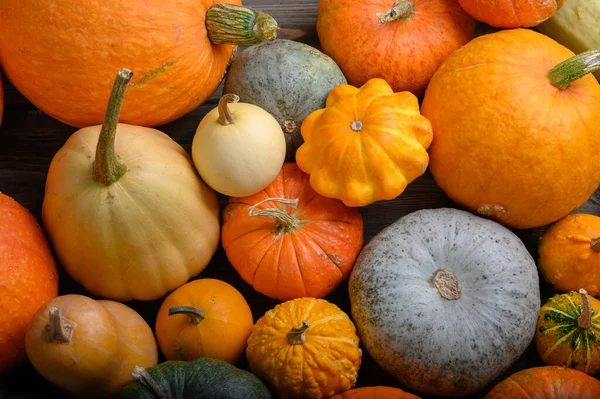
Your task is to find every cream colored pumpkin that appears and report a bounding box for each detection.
[42,69,220,301]
[191,94,286,197]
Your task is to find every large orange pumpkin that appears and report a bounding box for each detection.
[330,386,421,399]
[484,366,600,398]
[221,162,363,301]
[0,1,277,127]
[316,0,475,96]
[458,0,566,28]
[0,193,58,375]
[421,29,600,229]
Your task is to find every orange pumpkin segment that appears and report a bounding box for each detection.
[331,386,421,399]
[222,163,363,301]
[539,213,600,295]
[155,278,254,364]
[458,0,566,28]
[246,297,362,399]
[297,78,433,207]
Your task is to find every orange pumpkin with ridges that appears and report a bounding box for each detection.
[0,193,58,375]
[0,1,277,127]
[317,0,475,96]
[421,29,600,229]
[221,162,363,301]
[331,386,421,399]
[458,0,566,28]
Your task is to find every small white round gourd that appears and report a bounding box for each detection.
[191,94,286,197]
[349,208,540,397]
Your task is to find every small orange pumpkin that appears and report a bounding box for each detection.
[458,0,566,28]
[535,290,600,375]
[330,386,421,399]
[421,29,600,229]
[222,162,363,301]
[155,278,254,364]
[25,294,158,397]
[246,297,362,399]
[296,78,433,207]
[484,366,600,398]
[539,213,600,295]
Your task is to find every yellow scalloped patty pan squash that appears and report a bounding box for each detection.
[296,78,433,207]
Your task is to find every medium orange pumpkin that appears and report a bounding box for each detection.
[330,386,421,399]
[0,1,277,127]
[421,29,600,229]
[0,193,58,375]
[155,278,254,364]
[484,366,600,398]
[221,162,364,301]
[25,294,158,397]
[296,78,433,207]
[458,0,566,28]
[246,297,362,399]
[316,0,475,96]
[539,213,600,295]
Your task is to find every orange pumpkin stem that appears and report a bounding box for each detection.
[578,289,593,329]
[92,68,132,186]
[287,320,310,345]
[205,4,278,45]
[433,269,462,300]
[590,236,600,252]
[132,366,169,399]
[217,94,240,125]
[247,197,300,232]
[168,306,205,324]
[45,307,75,344]
[548,49,600,90]
[378,0,414,24]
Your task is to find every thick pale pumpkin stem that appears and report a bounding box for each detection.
[578,289,593,329]
[282,118,297,134]
[351,121,363,132]
[590,237,600,252]
[168,306,205,324]
[247,197,300,232]
[132,366,169,399]
[287,320,310,345]
[433,269,462,300]
[206,4,278,45]
[45,308,75,344]
[378,0,414,24]
[217,94,239,125]
[92,69,132,186]
[548,49,600,90]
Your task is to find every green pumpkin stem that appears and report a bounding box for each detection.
[206,4,278,45]
[247,197,300,232]
[132,366,169,399]
[168,306,206,324]
[548,49,600,90]
[217,94,240,125]
[287,320,310,345]
[591,237,600,252]
[378,0,414,24]
[92,69,132,186]
[578,289,593,329]
[45,308,75,344]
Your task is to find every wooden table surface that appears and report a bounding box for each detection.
[0,1,560,398]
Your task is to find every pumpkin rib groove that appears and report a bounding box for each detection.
[542,307,577,320]
[363,132,422,179]
[257,235,287,294]
[223,221,274,248]
[542,328,578,358]
[296,230,345,277]
[287,234,309,298]
[564,294,581,315]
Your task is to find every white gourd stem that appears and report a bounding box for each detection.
[578,289,593,329]
[548,49,600,90]
[287,320,310,345]
[132,366,169,399]
[45,308,75,344]
[92,69,132,186]
[590,237,600,252]
[168,306,205,324]
[217,94,239,126]
[247,197,300,230]
[378,0,414,24]
[433,269,462,300]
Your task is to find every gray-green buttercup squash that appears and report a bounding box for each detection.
[349,208,541,397]
[223,39,347,161]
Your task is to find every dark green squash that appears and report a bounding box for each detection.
[223,39,347,161]
[116,358,273,399]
